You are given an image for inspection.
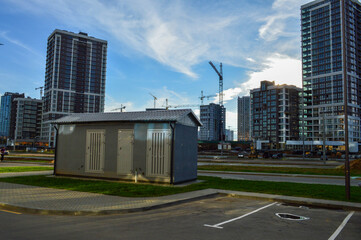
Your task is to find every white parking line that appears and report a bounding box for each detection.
[204,202,277,229]
[328,211,355,240]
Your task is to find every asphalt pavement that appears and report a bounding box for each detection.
[199,170,361,186]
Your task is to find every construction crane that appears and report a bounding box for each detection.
[209,61,225,141]
[149,93,158,108]
[35,86,44,98]
[208,61,223,106]
[163,104,200,109]
[199,90,217,105]
[111,104,126,112]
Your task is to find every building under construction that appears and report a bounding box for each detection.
[199,103,226,141]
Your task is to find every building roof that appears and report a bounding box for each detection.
[52,109,202,126]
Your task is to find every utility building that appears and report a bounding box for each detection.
[41,29,107,147]
[53,109,201,184]
[199,103,226,141]
[250,81,301,150]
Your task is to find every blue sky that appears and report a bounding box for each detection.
[0,0,310,134]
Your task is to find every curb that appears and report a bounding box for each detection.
[0,191,219,216]
[1,188,360,216]
[216,190,361,212]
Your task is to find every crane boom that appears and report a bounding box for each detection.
[208,61,223,106]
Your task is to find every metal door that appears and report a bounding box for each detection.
[117,129,134,175]
[146,129,171,177]
[85,129,105,173]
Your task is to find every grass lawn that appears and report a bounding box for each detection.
[0,175,360,203]
[0,166,54,173]
[198,165,361,177]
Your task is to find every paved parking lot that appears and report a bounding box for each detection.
[0,196,359,239]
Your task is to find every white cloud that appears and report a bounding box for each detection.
[7,0,273,78]
[258,0,310,41]
[222,53,302,102]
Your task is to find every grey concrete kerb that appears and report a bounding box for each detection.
[216,190,361,212]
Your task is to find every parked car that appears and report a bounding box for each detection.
[237,153,244,158]
[272,153,283,159]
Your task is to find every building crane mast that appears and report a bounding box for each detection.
[208,61,223,106]
[35,87,44,98]
[209,61,225,141]
[199,90,217,105]
[149,93,158,108]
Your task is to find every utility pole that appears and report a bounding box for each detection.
[341,0,350,200]
[322,112,327,165]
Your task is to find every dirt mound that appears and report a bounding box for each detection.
[338,159,361,170]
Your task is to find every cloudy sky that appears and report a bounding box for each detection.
[0,0,310,136]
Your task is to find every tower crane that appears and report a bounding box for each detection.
[35,86,44,98]
[162,104,200,109]
[111,104,126,112]
[209,61,225,141]
[149,93,158,108]
[199,90,217,105]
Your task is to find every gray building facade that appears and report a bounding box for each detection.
[301,0,361,152]
[237,96,250,141]
[42,29,107,147]
[14,97,43,144]
[250,81,301,150]
[199,103,226,141]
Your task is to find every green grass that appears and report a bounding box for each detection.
[198,165,361,177]
[0,166,54,173]
[3,158,53,163]
[0,175,360,203]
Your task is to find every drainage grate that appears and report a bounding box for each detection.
[276,213,309,221]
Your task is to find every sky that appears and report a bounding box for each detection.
[0,0,311,137]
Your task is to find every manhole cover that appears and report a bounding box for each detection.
[276,213,309,221]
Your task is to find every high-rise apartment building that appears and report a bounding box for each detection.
[250,81,301,150]
[199,103,226,141]
[301,0,361,152]
[14,97,43,144]
[0,92,25,138]
[237,96,250,141]
[41,29,107,146]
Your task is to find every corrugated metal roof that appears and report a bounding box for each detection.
[51,109,202,126]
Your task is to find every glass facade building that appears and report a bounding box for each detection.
[237,96,250,141]
[301,0,361,151]
[41,30,107,146]
[0,92,25,138]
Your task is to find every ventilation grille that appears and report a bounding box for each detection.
[147,130,170,176]
[86,130,105,173]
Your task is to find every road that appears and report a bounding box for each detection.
[199,171,361,186]
[0,196,359,240]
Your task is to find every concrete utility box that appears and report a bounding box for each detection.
[52,109,202,184]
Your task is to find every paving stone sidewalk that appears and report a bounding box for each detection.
[1,172,360,215]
